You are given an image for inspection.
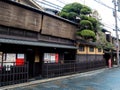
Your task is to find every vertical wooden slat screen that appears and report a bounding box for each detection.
[42,15,76,40]
[0,1,42,32]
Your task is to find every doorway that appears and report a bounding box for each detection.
[26,49,35,78]
[64,50,76,63]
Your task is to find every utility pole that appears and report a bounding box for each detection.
[113,0,119,66]
[84,0,85,5]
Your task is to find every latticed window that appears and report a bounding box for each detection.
[98,48,102,52]
[79,45,84,52]
[89,46,94,52]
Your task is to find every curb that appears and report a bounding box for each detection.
[0,68,107,90]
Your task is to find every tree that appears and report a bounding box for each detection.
[80,6,92,15]
[59,2,92,21]
[96,30,114,50]
[59,2,112,50]
[59,2,98,40]
[77,29,95,40]
[79,20,93,30]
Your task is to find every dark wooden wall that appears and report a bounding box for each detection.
[76,54,104,62]
[0,1,77,40]
[0,1,42,32]
[42,15,76,40]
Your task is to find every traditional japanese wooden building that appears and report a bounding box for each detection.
[0,0,77,80]
[0,0,106,86]
[76,38,104,63]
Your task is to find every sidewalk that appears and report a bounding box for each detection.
[0,68,107,90]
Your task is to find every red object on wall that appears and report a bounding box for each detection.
[55,54,59,63]
[16,59,24,66]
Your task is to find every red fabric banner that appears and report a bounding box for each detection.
[16,59,24,66]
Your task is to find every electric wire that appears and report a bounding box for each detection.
[94,0,114,10]
[35,0,63,11]
[93,0,120,31]
[57,0,66,5]
[35,0,118,31]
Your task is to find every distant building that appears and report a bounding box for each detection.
[10,0,59,15]
[44,8,59,15]
[10,0,44,11]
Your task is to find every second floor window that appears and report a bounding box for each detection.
[89,46,94,52]
[98,48,102,52]
[79,45,84,52]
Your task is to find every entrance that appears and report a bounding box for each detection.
[26,48,43,79]
[104,53,111,66]
[26,49,35,78]
[64,50,76,63]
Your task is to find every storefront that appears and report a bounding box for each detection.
[0,38,77,78]
[0,0,77,85]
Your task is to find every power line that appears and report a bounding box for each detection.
[43,0,63,8]
[94,0,114,10]
[94,0,120,13]
[57,0,66,5]
[35,0,62,11]
[35,0,120,27]
[103,24,114,30]
[102,22,120,32]
[93,1,120,28]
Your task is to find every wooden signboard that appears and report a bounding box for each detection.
[42,15,77,40]
[0,1,42,32]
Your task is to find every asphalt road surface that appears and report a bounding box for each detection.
[10,67,120,90]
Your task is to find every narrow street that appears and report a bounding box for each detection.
[8,67,120,90]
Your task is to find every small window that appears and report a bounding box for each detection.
[98,48,102,52]
[79,45,84,52]
[89,46,94,52]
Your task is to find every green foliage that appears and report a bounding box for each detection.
[68,12,78,21]
[88,17,97,25]
[80,20,93,30]
[88,17,98,32]
[59,12,69,18]
[96,31,114,49]
[59,2,102,41]
[80,15,89,20]
[61,3,83,14]
[104,42,114,50]
[80,6,92,15]
[77,29,95,39]
[70,3,83,14]
[59,2,92,21]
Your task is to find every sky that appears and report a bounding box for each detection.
[35,0,120,37]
